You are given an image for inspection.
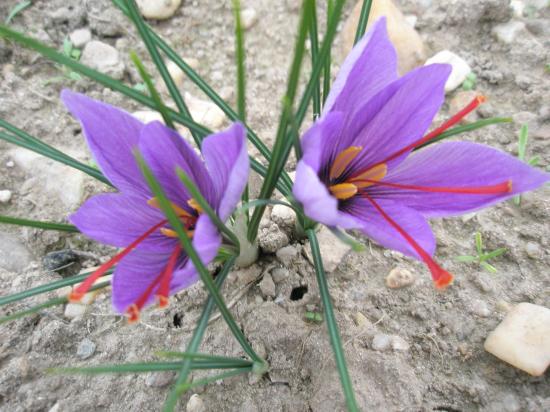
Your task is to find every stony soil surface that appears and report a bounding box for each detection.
[0,0,549,411]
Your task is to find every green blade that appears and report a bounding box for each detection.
[518,124,528,161]
[0,215,78,233]
[5,0,32,24]
[353,0,373,44]
[455,255,477,263]
[480,248,507,262]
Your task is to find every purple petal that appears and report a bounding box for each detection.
[61,90,149,196]
[293,161,360,229]
[69,193,175,252]
[346,63,451,172]
[377,141,550,217]
[322,18,398,120]
[139,121,216,211]
[175,213,222,284]
[201,123,249,220]
[344,197,435,260]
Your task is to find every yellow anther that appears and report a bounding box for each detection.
[160,227,194,238]
[329,183,358,200]
[147,197,193,218]
[329,146,363,180]
[187,198,203,213]
[348,163,387,189]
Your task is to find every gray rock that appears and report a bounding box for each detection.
[391,336,410,351]
[0,189,12,203]
[43,249,79,273]
[76,338,96,359]
[275,245,299,267]
[471,299,491,317]
[69,28,92,48]
[271,267,289,283]
[259,273,276,298]
[309,226,351,273]
[270,204,296,233]
[258,223,289,253]
[186,394,206,412]
[385,267,416,289]
[81,41,125,80]
[0,232,32,272]
[525,241,543,259]
[371,334,392,351]
[492,21,526,44]
[145,371,175,387]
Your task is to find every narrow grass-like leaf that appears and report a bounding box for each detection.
[157,351,251,367]
[308,1,321,118]
[307,228,359,411]
[124,0,201,145]
[134,151,261,364]
[329,227,366,252]
[0,281,110,324]
[247,0,313,242]
[415,117,513,150]
[163,257,237,412]
[49,360,251,375]
[475,232,483,256]
[322,0,334,104]
[175,367,253,393]
[455,255,477,263]
[0,215,78,233]
[0,121,111,185]
[236,199,299,214]
[480,248,507,262]
[353,0,373,44]
[0,269,113,306]
[175,168,240,249]
[5,0,31,24]
[480,261,497,273]
[130,51,175,129]
[232,0,246,122]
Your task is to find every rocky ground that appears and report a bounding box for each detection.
[0,0,549,411]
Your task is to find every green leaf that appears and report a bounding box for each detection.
[329,227,366,252]
[455,255,477,263]
[5,0,32,24]
[518,124,528,161]
[62,37,72,57]
[475,232,483,256]
[528,156,539,166]
[0,215,78,233]
[353,0,373,45]
[156,351,252,367]
[307,229,359,411]
[480,261,497,273]
[308,0,320,118]
[174,367,253,393]
[480,248,507,262]
[232,0,246,122]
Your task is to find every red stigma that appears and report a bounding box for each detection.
[155,245,182,308]
[355,179,512,195]
[362,194,454,288]
[68,219,168,303]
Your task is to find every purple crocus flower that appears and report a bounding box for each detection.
[293,18,549,288]
[61,90,249,322]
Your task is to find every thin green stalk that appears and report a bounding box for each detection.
[0,215,78,233]
[247,0,313,242]
[0,281,110,324]
[353,0,373,44]
[175,169,240,249]
[175,367,253,393]
[0,124,110,185]
[415,117,512,150]
[0,269,113,306]
[135,152,262,365]
[157,351,251,367]
[130,51,175,129]
[50,360,251,375]
[163,258,236,411]
[124,0,200,145]
[322,0,334,104]
[308,0,321,118]
[307,229,358,411]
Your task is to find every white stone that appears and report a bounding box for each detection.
[69,28,92,48]
[76,338,96,359]
[0,189,12,203]
[0,232,32,272]
[166,60,184,87]
[371,334,392,351]
[484,302,550,376]
[64,303,88,318]
[132,110,165,125]
[259,273,276,298]
[136,0,181,20]
[184,57,200,71]
[186,394,206,412]
[391,336,410,351]
[510,1,525,17]
[275,245,299,267]
[240,8,258,30]
[8,148,84,210]
[404,14,417,28]
[385,267,416,289]
[314,226,352,273]
[471,299,491,317]
[184,92,226,130]
[270,204,296,231]
[6,161,14,168]
[492,21,526,44]
[81,40,125,80]
[425,50,471,93]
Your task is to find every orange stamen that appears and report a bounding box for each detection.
[68,219,168,302]
[187,198,203,213]
[329,146,363,180]
[148,197,193,219]
[329,183,358,200]
[156,245,182,308]
[348,163,387,189]
[356,179,512,195]
[362,194,454,289]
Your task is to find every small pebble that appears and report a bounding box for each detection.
[137,0,181,20]
[275,245,299,266]
[492,21,525,44]
[81,40,125,80]
[42,249,79,273]
[471,299,491,317]
[240,8,258,30]
[185,92,226,130]
[0,189,12,203]
[69,28,92,48]
[145,371,175,387]
[186,394,206,412]
[76,338,96,359]
[6,160,14,168]
[271,267,289,283]
[270,204,296,232]
[371,334,392,351]
[391,336,410,351]
[484,302,550,376]
[525,241,543,259]
[425,50,471,93]
[259,273,276,298]
[385,267,416,289]
[354,312,369,328]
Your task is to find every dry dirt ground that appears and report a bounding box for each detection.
[0,0,549,411]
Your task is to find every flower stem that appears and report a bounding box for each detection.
[306,228,359,412]
[353,0,373,44]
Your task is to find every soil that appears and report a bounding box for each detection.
[0,0,549,411]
